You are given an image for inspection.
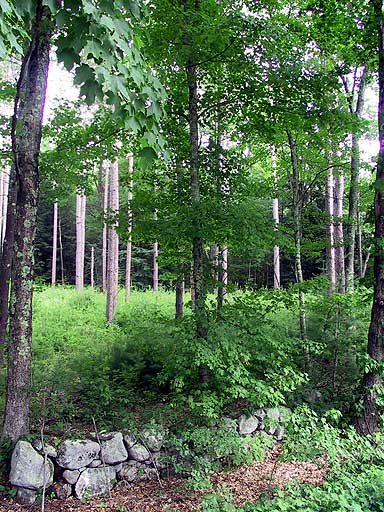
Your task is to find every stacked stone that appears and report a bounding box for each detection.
[8,407,291,504]
[9,428,165,505]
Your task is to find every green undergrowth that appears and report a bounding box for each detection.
[199,406,384,511]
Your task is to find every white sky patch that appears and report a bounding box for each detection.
[44,57,79,124]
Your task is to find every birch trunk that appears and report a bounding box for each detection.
[2,0,50,440]
[271,146,281,288]
[153,240,159,292]
[58,208,64,285]
[102,161,109,292]
[75,193,86,289]
[125,153,133,302]
[326,167,336,293]
[334,173,346,293]
[106,160,119,324]
[51,201,58,286]
[355,0,384,434]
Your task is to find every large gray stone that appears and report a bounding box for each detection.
[141,427,164,452]
[128,443,150,462]
[239,415,259,435]
[74,466,117,500]
[62,469,80,484]
[10,441,54,490]
[56,439,100,470]
[16,488,37,506]
[264,408,280,421]
[89,459,102,468]
[100,432,128,464]
[274,425,285,441]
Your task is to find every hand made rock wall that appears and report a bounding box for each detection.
[8,407,291,506]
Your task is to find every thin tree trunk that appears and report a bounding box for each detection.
[187,56,208,351]
[125,153,133,302]
[75,193,86,289]
[51,201,58,286]
[217,246,228,310]
[106,160,119,324]
[357,208,364,279]
[58,208,64,285]
[355,0,384,435]
[326,166,336,293]
[271,146,281,289]
[90,246,94,288]
[102,160,109,292]
[1,167,9,247]
[2,0,50,441]
[334,172,346,293]
[0,169,3,249]
[175,276,184,319]
[0,165,14,367]
[288,132,307,344]
[153,240,159,292]
[343,68,366,293]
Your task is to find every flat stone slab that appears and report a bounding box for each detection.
[56,440,100,470]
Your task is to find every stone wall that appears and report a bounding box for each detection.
[8,407,291,505]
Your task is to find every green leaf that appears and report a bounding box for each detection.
[42,0,60,14]
[73,64,95,86]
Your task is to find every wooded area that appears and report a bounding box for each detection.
[0,0,384,510]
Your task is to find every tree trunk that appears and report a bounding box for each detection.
[75,192,86,289]
[287,132,307,343]
[357,208,364,279]
[0,166,15,367]
[125,153,133,302]
[271,146,281,289]
[187,57,208,347]
[175,276,184,319]
[326,166,336,293]
[217,246,228,310]
[0,170,3,249]
[106,160,119,324]
[334,172,346,293]
[58,207,64,285]
[51,201,58,286]
[2,0,50,441]
[90,246,94,288]
[102,160,109,292]
[345,70,366,292]
[355,0,384,435]
[1,167,9,247]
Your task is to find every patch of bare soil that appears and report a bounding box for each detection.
[0,445,328,512]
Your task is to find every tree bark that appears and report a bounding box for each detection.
[175,276,184,319]
[106,160,119,324]
[75,192,86,289]
[58,208,64,285]
[2,0,50,441]
[326,166,336,293]
[355,0,384,435]
[345,69,366,293]
[102,160,109,292]
[287,132,307,343]
[90,246,94,288]
[217,246,228,310]
[51,201,58,286]
[125,153,133,302]
[334,172,346,293]
[271,146,281,289]
[1,167,9,247]
[0,166,15,367]
[187,57,207,343]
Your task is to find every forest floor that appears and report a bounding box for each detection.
[0,445,328,512]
